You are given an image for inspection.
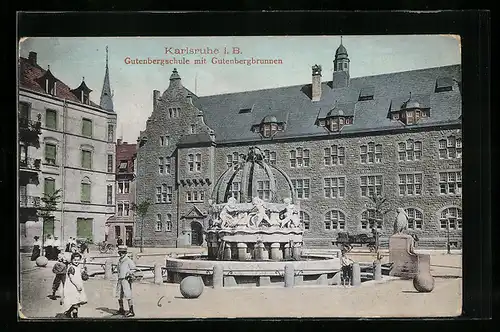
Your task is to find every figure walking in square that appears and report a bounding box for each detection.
[62,252,87,318]
[50,253,67,300]
[115,245,137,317]
[31,236,41,261]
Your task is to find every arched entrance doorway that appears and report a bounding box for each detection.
[190,221,203,246]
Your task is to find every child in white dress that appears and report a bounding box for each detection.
[62,252,87,318]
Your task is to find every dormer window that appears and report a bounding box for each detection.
[358,86,374,101]
[38,67,58,96]
[253,115,286,139]
[119,160,128,172]
[325,114,353,133]
[45,80,56,95]
[390,94,431,126]
[435,77,453,93]
[71,78,92,106]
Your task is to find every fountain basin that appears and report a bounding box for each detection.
[166,250,342,287]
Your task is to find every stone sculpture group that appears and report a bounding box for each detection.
[208,196,301,230]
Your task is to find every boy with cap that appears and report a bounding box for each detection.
[115,245,137,317]
[50,253,67,300]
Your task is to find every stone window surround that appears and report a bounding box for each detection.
[438,170,462,195]
[81,176,92,203]
[360,142,382,164]
[81,117,93,138]
[226,152,245,169]
[106,184,113,205]
[160,135,170,146]
[291,178,310,200]
[324,209,346,230]
[398,172,423,196]
[117,180,130,194]
[300,210,310,230]
[117,201,130,217]
[45,108,58,130]
[323,176,346,199]
[80,144,94,170]
[165,213,173,232]
[360,174,383,197]
[289,148,310,168]
[439,206,462,230]
[186,190,205,203]
[187,153,202,172]
[360,209,383,230]
[397,139,422,162]
[155,214,162,232]
[107,154,114,173]
[324,145,346,166]
[404,207,424,230]
[43,137,59,166]
[439,135,462,159]
[107,123,115,142]
[263,149,277,165]
[257,180,271,201]
[156,184,173,203]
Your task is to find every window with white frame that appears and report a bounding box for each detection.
[291,179,310,199]
[439,171,462,195]
[168,107,180,118]
[324,145,346,166]
[186,190,205,203]
[117,202,123,216]
[290,148,310,168]
[440,207,462,230]
[160,135,169,146]
[324,177,346,198]
[263,150,277,165]
[360,142,382,164]
[165,157,171,174]
[360,175,382,197]
[439,136,462,159]
[300,211,310,230]
[188,153,202,172]
[166,214,172,231]
[361,210,383,229]
[324,210,345,230]
[398,139,422,162]
[156,184,173,203]
[226,152,245,169]
[107,185,113,205]
[398,173,423,196]
[228,182,241,201]
[107,124,114,142]
[405,208,423,230]
[257,180,271,201]
[117,202,130,216]
[107,154,114,173]
[158,157,164,174]
[156,214,162,231]
[118,181,130,194]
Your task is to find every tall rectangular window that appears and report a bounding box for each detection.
[118,181,130,194]
[156,214,162,231]
[190,124,196,134]
[158,185,173,203]
[81,183,91,202]
[324,145,345,166]
[188,154,194,172]
[165,157,171,174]
[82,118,93,137]
[117,202,124,216]
[398,173,423,196]
[229,182,241,201]
[44,178,55,196]
[195,153,201,172]
[45,143,57,165]
[291,179,310,199]
[290,148,310,168]
[107,124,114,142]
[124,202,130,216]
[264,150,277,165]
[257,180,271,201]
[166,214,172,231]
[107,154,114,173]
[81,150,92,169]
[45,109,57,130]
[158,157,164,174]
[107,185,113,205]
[360,142,382,164]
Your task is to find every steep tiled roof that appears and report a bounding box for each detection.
[193,64,461,143]
[116,142,136,173]
[19,56,102,109]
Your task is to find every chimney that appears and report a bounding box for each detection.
[311,64,322,102]
[117,138,122,145]
[153,90,160,111]
[28,51,37,65]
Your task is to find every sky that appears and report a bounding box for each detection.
[19,35,461,143]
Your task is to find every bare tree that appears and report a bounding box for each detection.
[366,194,391,258]
[38,188,62,255]
[131,200,151,253]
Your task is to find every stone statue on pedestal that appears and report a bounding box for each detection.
[394,208,409,234]
[248,197,272,228]
[279,198,300,228]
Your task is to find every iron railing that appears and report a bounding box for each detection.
[19,157,41,171]
[19,195,41,208]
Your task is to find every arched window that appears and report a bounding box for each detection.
[300,211,310,230]
[166,214,172,231]
[361,209,382,229]
[324,210,345,230]
[155,214,162,232]
[405,208,423,230]
[440,207,462,230]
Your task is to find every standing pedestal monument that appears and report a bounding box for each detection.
[389,208,431,279]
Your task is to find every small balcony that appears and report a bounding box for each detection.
[19,194,41,208]
[19,157,41,172]
[19,115,42,147]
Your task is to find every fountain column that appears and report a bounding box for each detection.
[224,243,232,260]
[270,243,282,260]
[255,242,264,260]
[292,243,302,259]
[283,243,292,260]
[237,243,248,261]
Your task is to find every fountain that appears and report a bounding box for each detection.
[166,147,341,287]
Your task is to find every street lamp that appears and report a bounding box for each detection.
[446,213,451,254]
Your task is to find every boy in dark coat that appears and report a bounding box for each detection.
[50,253,67,300]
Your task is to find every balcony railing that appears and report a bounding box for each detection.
[19,195,41,208]
[19,157,41,171]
